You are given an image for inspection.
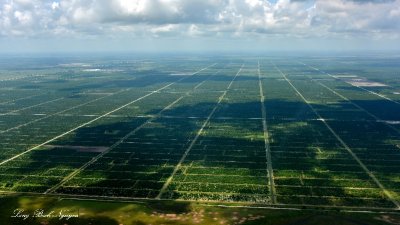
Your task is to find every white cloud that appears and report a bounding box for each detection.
[313,0,400,34]
[0,0,399,45]
[51,2,60,10]
[14,10,32,25]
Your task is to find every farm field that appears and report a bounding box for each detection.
[0,53,400,216]
[1,195,398,225]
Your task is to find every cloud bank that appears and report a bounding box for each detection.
[1,0,399,51]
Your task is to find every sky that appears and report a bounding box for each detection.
[0,0,400,53]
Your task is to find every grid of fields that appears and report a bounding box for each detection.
[0,55,399,210]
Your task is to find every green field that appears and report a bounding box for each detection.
[1,195,399,225]
[0,54,400,224]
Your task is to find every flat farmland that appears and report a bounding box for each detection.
[0,54,400,212]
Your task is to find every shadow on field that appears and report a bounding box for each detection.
[58,67,258,92]
[352,99,400,121]
[334,85,394,94]
[1,98,399,208]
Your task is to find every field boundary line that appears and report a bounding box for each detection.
[44,96,185,194]
[0,63,216,166]
[0,90,126,134]
[0,63,215,134]
[0,77,138,115]
[44,65,222,194]
[0,96,66,116]
[156,64,244,199]
[2,190,400,213]
[300,62,400,105]
[307,75,400,137]
[258,61,277,204]
[272,62,400,209]
[0,93,46,105]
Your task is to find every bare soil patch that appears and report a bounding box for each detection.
[346,78,387,87]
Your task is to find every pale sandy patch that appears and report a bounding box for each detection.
[333,75,358,78]
[346,79,387,87]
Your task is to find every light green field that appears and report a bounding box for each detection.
[1,54,400,224]
[1,195,399,225]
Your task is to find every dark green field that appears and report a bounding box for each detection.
[0,54,400,224]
